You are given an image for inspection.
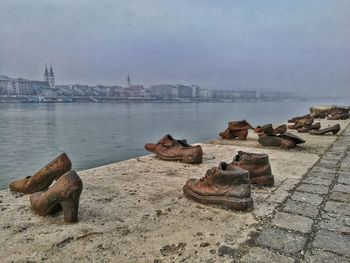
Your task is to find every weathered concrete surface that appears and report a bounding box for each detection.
[0,119,348,262]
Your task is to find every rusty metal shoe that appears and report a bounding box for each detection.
[309,124,340,135]
[228,120,253,131]
[229,151,274,186]
[287,114,311,123]
[183,162,253,211]
[258,134,296,149]
[254,124,286,136]
[288,117,314,129]
[297,122,321,133]
[145,135,188,152]
[30,171,83,223]
[327,112,349,120]
[219,128,248,140]
[148,136,203,163]
[9,153,72,194]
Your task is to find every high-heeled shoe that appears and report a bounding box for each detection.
[9,153,72,194]
[30,170,83,223]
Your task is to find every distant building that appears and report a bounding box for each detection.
[150,85,177,99]
[177,85,193,98]
[0,76,33,95]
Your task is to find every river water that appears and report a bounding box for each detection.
[0,100,349,190]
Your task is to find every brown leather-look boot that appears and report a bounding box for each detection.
[288,117,314,129]
[30,171,83,223]
[145,134,188,152]
[287,114,310,123]
[273,124,287,135]
[229,151,274,186]
[9,153,72,194]
[183,162,253,211]
[219,128,232,139]
[219,127,249,140]
[309,124,340,135]
[146,135,203,163]
[228,120,253,131]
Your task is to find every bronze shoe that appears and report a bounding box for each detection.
[219,128,248,140]
[309,124,340,135]
[297,122,321,133]
[229,151,274,186]
[288,117,314,129]
[258,134,296,149]
[30,171,83,223]
[183,162,253,211]
[228,120,253,131]
[147,135,203,163]
[145,134,188,152]
[9,153,72,194]
[327,112,349,120]
[287,114,311,123]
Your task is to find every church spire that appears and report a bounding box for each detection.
[127,74,131,88]
[48,63,55,88]
[44,65,49,82]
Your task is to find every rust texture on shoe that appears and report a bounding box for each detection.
[229,151,274,186]
[9,153,72,194]
[309,124,340,135]
[273,124,287,135]
[258,134,296,149]
[297,122,321,133]
[30,170,83,223]
[145,135,203,164]
[183,162,253,211]
[287,114,311,123]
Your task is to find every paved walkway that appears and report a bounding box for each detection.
[235,124,350,263]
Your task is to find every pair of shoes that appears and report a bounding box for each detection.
[309,124,340,135]
[9,153,83,223]
[219,120,253,140]
[145,134,203,164]
[183,151,274,211]
[254,124,287,136]
[297,122,321,133]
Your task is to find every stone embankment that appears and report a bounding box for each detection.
[0,119,349,262]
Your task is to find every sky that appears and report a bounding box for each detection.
[0,0,349,96]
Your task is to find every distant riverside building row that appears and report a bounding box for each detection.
[0,69,299,101]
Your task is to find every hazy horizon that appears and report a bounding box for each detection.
[1,0,349,95]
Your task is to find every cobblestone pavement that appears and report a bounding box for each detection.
[233,124,350,263]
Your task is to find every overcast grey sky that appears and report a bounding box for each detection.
[0,0,349,95]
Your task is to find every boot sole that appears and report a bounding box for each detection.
[156,154,202,164]
[250,174,274,186]
[183,186,253,211]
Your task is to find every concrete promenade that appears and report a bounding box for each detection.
[0,119,349,262]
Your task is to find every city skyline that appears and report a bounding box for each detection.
[1,1,349,96]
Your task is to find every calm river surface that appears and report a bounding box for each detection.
[1,100,349,190]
